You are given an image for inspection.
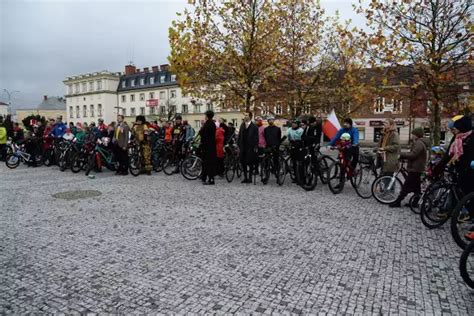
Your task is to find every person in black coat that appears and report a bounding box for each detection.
[200,110,217,185]
[238,112,259,183]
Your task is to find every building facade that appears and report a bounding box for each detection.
[15,96,66,125]
[0,102,8,118]
[117,64,244,129]
[63,71,120,125]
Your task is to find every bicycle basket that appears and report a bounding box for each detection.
[359,152,375,165]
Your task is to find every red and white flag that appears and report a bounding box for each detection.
[322,109,341,140]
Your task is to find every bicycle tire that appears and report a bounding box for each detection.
[354,165,375,199]
[261,158,270,184]
[459,240,474,289]
[5,154,20,169]
[420,184,453,229]
[318,155,334,184]
[327,162,344,194]
[129,152,141,177]
[451,192,474,250]
[371,176,403,205]
[70,152,83,173]
[85,154,95,176]
[408,194,421,214]
[276,156,287,186]
[299,158,318,191]
[43,149,54,166]
[226,165,235,183]
[162,154,178,176]
[181,156,202,180]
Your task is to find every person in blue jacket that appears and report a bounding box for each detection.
[328,118,360,169]
[50,115,67,138]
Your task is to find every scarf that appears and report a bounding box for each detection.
[449,130,472,163]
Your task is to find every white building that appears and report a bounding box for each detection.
[63,71,120,125]
[0,102,9,118]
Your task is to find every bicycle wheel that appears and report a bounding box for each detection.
[318,155,334,184]
[408,194,421,214]
[371,176,403,205]
[129,151,141,177]
[152,151,163,172]
[85,154,95,176]
[451,192,474,250]
[162,154,178,176]
[420,184,452,229]
[225,164,235,183]
[70,152,83,173]
[299,158,318,191]
[5,154,20,169]
[58,152,68,171]
[43,149,54,166]
[327,162,344,194]
[460,240,474,289]
[353,165,375,199]
[276,156,287,186]
[286,157,295,181]
[181,156,202,180]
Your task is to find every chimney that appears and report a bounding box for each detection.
[152,66,159,72]
[160,64,169,72]
[125,64,136,75]
[43,95,48,101]
[144,67,149,73]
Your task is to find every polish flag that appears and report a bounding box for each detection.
[322,109,341,140]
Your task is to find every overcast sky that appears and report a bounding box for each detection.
[0,0,362,109]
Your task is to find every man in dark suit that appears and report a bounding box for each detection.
[238,112,258,183]
[200,110,217,185]
[113,115,130,175]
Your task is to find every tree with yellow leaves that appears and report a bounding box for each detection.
[168,0,280,113]
[356,0,473,144]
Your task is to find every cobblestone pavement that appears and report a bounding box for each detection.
[1,164,473,314]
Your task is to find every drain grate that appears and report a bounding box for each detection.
[52,190,102,200]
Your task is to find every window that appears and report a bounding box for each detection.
[90,104,95,117]
[83,105,87,117]
[140,78,145,85]
[82,82,87,92]
[159,91,166,99]
[160,106,166,114]
[74,83,79,93]
[67,85,72,95]
[69,106,73,118]
[131,79,135,87]
[130,94,135,102]
[171,74,176,81]
[139,93,145,101]
[89,81,94,91]
[170,90,177,98]
[97,80,102,90]
[261,102,268,115]
[374,97,385,113]
[76,106,80,118]
[302,105,311,114]
[194,103,201,113]
[98,104,102,117]
[393,99,403,113]
[206,103,213,111]
[275,103,282,115]
[231,119,238,127]
[140,107,145,115]
[160,75,165,83]
[131,107,136,116]
[150,77,155,84]
[122,108,127,116]
[170,105,176,114]
[182,104,188,113]
[149,92,155,99]
[121,95,126,102]
[195,120,201,129]
[358,128,365,140]
[149,107,155,115]
[122,81,126,88]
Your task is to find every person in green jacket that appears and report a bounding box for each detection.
[0,117,7,161]
[74,123,86,146]
[377,118,401,176]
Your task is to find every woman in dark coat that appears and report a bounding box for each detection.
[200,110,217,185]
[238,112,259,183]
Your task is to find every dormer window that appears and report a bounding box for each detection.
[150,77,155,84]
[122,81,126,88]
[131,79,135,87]
[171,74,176,82]
[140,78,145,85]
[160,75,165,83]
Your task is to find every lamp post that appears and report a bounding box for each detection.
[3,89,20,115]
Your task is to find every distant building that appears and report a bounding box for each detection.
[16,96,66,124]
[63,71,121,125]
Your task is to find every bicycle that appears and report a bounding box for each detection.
[224,139,242,183]
[85,138,117,176]
[459,239,474,288]
[128,140,142,177]
[371,161,407,204]
[326,145,363,195]
[5,139,44,169]
[259,146,286,186]
[354,150,379,199]
[181,140,202,180]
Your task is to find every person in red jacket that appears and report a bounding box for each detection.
[42,119,54,152]
[216,123,225,176]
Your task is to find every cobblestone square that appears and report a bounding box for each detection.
[1,165,473,314]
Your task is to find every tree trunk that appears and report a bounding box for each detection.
[432,91,441,146]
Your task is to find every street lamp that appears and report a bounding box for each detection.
[3,89,20,115]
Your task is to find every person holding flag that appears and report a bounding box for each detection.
[325,113,360,169]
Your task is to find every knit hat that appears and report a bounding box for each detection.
[344,118,353,126]
[448,115,464,129]
[453,115,473,133]
[412,127,424,138]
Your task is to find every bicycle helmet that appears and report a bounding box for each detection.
[431,146,445,155]
[340,133,351,141]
